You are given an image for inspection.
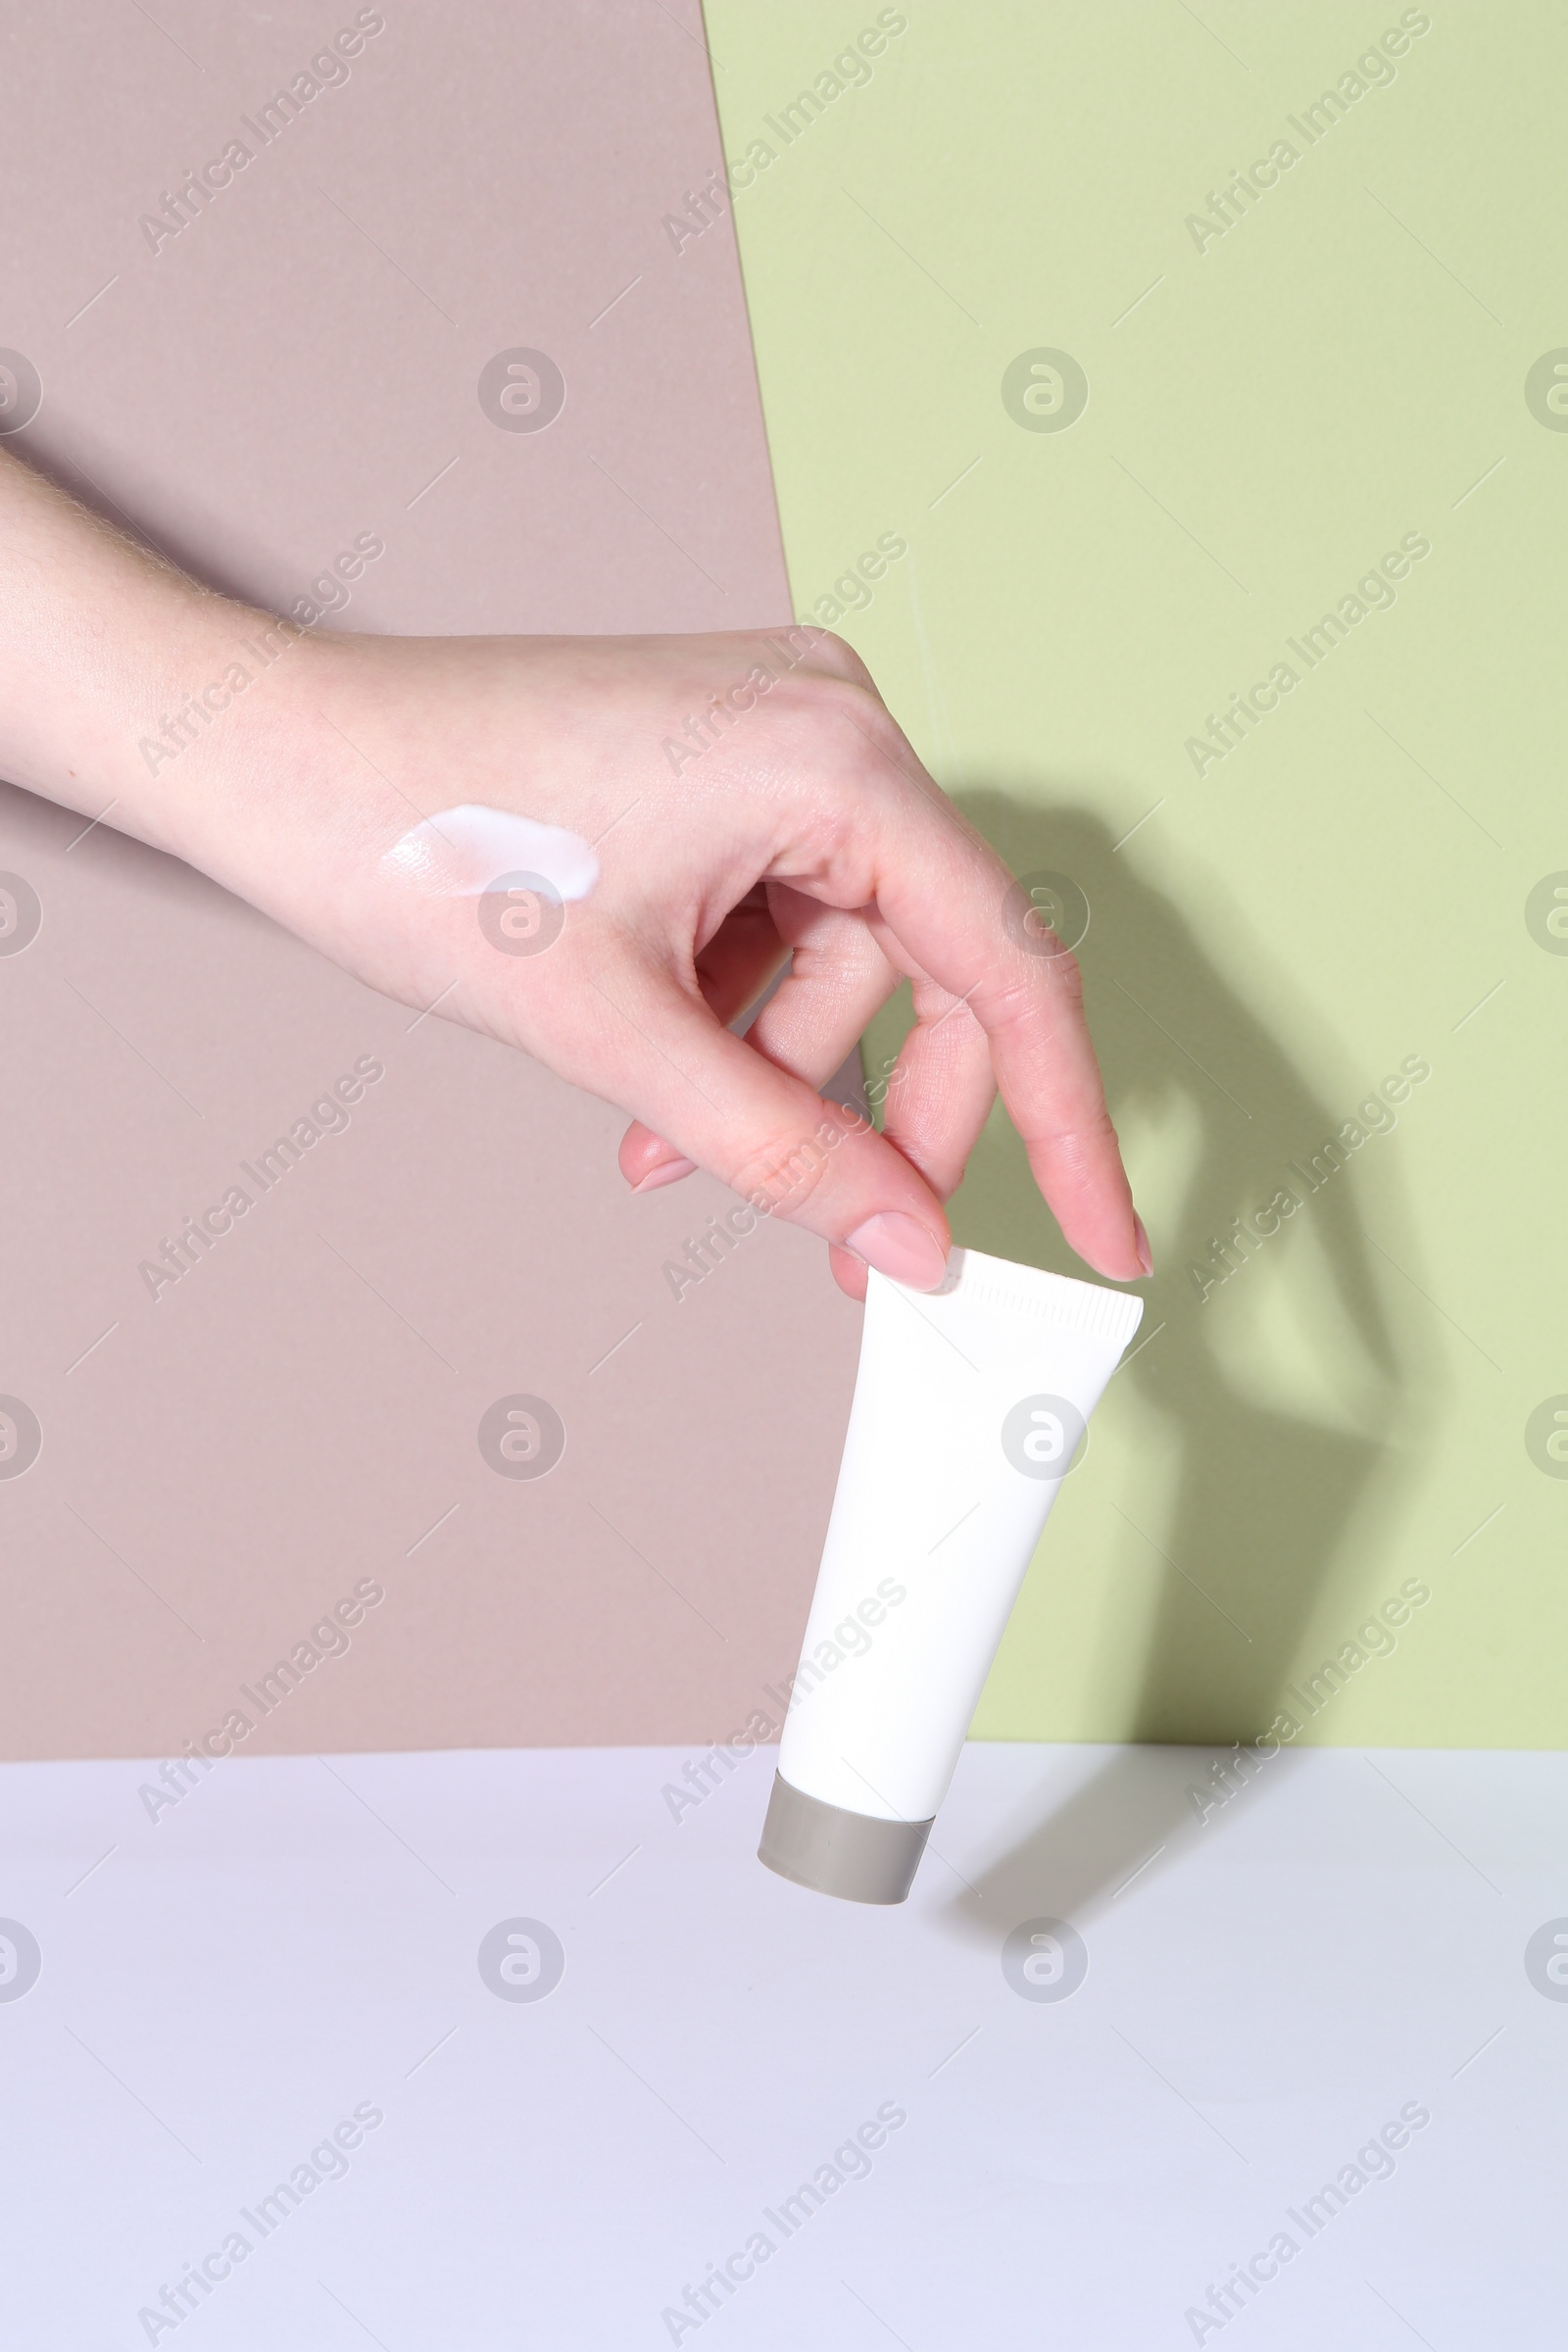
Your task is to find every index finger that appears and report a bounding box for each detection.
[825,721,1149,1282]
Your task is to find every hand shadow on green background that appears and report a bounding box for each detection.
[891,791,1440,1942]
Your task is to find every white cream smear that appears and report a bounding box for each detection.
[381,806,600,900]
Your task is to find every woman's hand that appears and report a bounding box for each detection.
[0,448,1149,1297]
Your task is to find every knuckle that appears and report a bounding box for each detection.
[986,948,1086,1029]
[799,628,878,690]
[1046,945,1087,1000]
[1037,944,1087,1004]
[1013,1102,1117,1164]
[772,665,868,733]
[763,671,908,822]
[1050,1105,1120,1159]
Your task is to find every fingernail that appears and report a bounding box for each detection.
[1134,1214,1153,1277]
[845,1211,949,1292]
[632,1157,697,1193]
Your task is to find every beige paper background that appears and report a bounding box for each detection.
[0,0,860,1758]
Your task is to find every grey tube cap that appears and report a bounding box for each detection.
[758,1772,933,1905]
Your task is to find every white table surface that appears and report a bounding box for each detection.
[3,1739,1562,2348]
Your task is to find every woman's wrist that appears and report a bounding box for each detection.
[126,600,365,878]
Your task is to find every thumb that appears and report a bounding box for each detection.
[593,961,951,1290]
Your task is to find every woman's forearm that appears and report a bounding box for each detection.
[1,447,249,842]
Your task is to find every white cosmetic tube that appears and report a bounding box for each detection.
[760,1247,1144,1903]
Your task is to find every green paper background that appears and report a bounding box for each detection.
[706,0,1565,1745]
